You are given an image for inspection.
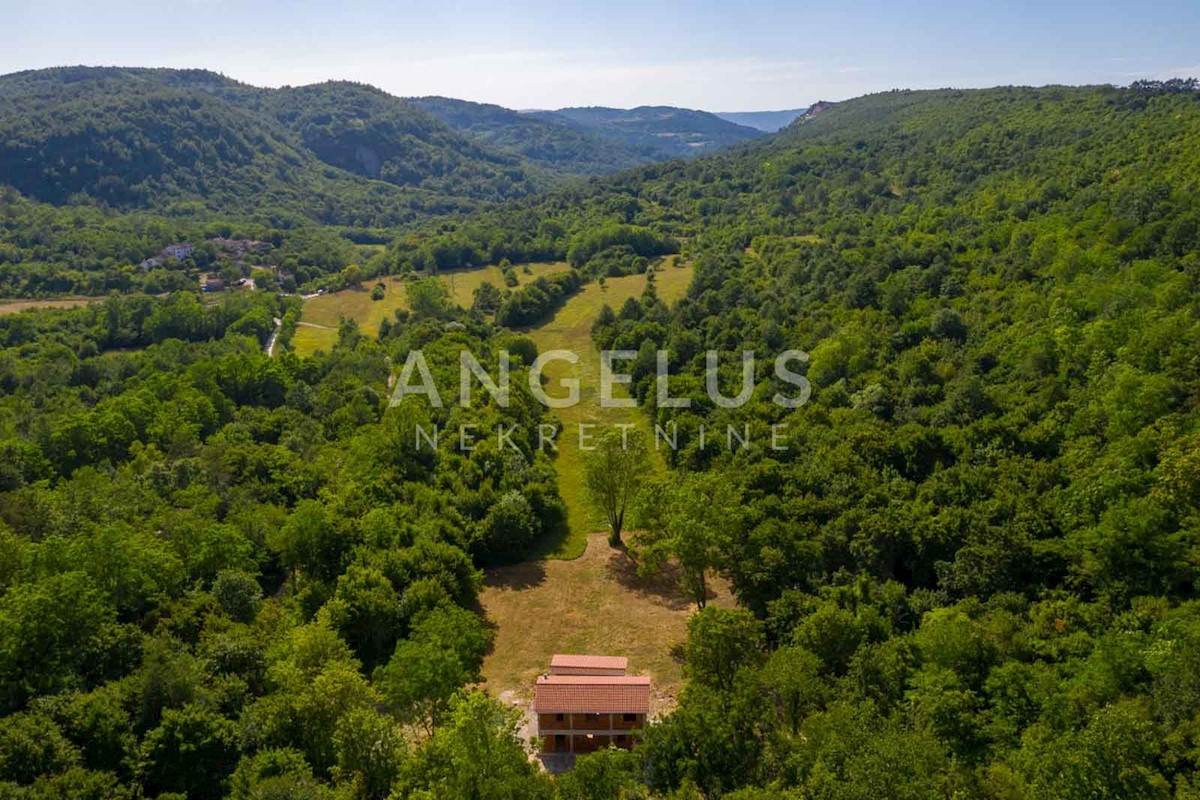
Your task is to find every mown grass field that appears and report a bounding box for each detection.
[290,262,567,355]
[527,257,693,559]
[479,257,705,709]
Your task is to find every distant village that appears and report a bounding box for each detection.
[139,237,293,294]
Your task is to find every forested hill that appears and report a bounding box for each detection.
[525,104,765,158]
[378,82,1200,796]
[2,80,1200,798]
[396,82,1200,268]
[0,67,539,224]
[408,96,655,174]
[0,66,800,243]
[253,81,533,197]
[0,67,778,229]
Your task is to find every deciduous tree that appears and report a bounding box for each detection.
[584,429,649,546]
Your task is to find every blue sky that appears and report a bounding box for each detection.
[3,0,1198,110]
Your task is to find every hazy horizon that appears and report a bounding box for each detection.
[3,0,1199,111]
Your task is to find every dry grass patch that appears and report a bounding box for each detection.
[479,531,732,715]
[0,298,97,315]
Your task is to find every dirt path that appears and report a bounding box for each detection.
[265,317,282,356]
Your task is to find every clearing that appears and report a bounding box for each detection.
[481,530,732,717]
[480,256,711,713]
[294,256,710,710]
[291,262,568,356]
[525,256,693,559]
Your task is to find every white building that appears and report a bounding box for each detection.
[163,243,195,260]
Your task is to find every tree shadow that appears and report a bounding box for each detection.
[604,546,703,612]
[468,600,503,659]
[525,518,572,561]
[537,753,575,775]
[483,558,548,592]
[480,615,503,660]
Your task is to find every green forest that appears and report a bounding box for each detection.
[0,72,1199,799]
[0,67,737,298]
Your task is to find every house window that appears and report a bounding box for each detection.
[623,713,637,722]
[555,714,564,722]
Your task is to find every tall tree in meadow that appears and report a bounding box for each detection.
[631,471,741,609]
[583,429,650,546]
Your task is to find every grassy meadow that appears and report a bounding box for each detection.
[291,256,701,707]
[0,298,97,315]
[526,257,693,559]
[290,262,567,355]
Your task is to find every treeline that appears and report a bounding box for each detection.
[495,271,586,327]
[565,222,679,267]
[1129,77,1199,94]
[381,217,678,280]
[0,292,295,355]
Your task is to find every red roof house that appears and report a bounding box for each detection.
[534,655,650,755]
[534,675,651,715]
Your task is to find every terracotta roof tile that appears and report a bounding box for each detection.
[550,654,629,674]
[533,675,651,714]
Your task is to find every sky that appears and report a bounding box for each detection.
[2,0,1198,111]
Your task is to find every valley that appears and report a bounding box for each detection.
[290,256,693,560]
[0,64,1199,799]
